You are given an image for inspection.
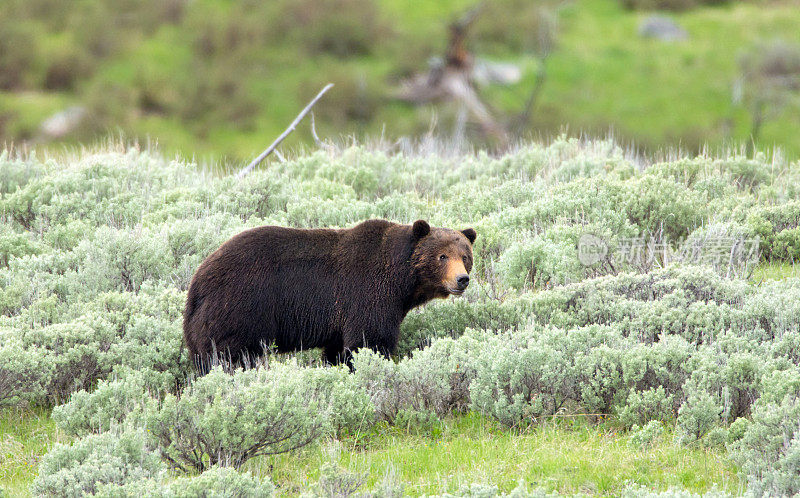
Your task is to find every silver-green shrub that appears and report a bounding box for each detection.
[354,331,488,422]
[95,466,275,498]
[143,363,345,471]
[3,285,187,403]
[168,466,274,498]
[305,363,376,437]
[398,296,534,356]
[676,390,724,445]
[31,429,166,497]
[620,484,731,497]
[0,336,51,406]
[731,394,800,496]
[469,325,629,427]
[629,420,666,450]
[428,482,559,497]
[618,386,675,429]
[52,368,155,437]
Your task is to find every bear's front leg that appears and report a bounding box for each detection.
[342,325,398,363]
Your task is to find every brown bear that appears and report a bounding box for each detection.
[183,219,476,371]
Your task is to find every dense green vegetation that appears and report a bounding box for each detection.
[0,138,797,495]
[1,0,800,161]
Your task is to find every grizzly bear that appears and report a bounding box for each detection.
[183,219,476,370]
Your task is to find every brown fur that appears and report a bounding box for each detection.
[183,219,476,371]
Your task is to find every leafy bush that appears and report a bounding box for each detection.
[429,482,559,497]
[745,201,800,257]
[31,429,165,497]
[168,466,274,498]
[96,466,275,498]
[307,364,376,437]
[79,226,173,293]
[498,236,580,289]
[354,332,485,422]
[0,338,51,406]
[393,408,444,437]
[398,296,531,356]
[52,369,154,437]
[618,386,675,429]
[731,395,800,496]
[0,226,41,267]
[623,175,707,242]
[304,445,369,498]
[676,390,723,445]
[144,363,341,472]
[469,325,628,427]
[4,286,187,403]
[629,420,666,450]
[620,485,731,497]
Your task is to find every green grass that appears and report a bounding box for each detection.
[254,413,740,496]
[0,410,739,497]
[530,0,800,155]
[752,261,800,282]
[0,408,63,498]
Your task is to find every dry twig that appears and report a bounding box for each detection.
[236,83,334,178]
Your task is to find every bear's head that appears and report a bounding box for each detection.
[410,219,477,299]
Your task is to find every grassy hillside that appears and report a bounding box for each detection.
[1,0,800,161]
[0,138,798,495]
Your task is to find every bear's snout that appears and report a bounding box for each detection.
[456,274,470,290]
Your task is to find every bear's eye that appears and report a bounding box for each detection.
[439,254,447,261]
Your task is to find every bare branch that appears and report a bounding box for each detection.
[310,112,336,152]
[236,83,334,179]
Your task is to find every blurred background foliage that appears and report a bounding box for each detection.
[1,0,799,161]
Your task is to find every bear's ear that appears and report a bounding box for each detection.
[412,219,430,240]
[461,228,477,244]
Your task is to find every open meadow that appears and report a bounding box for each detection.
[0,138,798,496]
[2,0,800,159]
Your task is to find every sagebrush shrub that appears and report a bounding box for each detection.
[7,287,187,403]
[731,395,800,496]
[144,363,347,472]
[620,484,731,497]
[676,390,723,445]
[0,337,51,406]
[95,466,275,498]
[469,325,628,427]
[52,368,154,437]
[618,386,675,429]
[629,420,666,450]
[399,296,530,356]
[31,429,165,497]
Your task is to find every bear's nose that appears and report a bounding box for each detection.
[456,274,470,289]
